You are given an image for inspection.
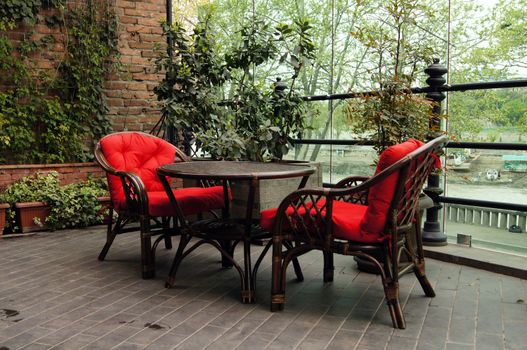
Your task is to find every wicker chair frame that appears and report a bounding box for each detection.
[269,135,449,329]
[94,131,190,279]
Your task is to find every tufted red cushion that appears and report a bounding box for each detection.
[359,139,424,240]
[99,132,225,215]
[100,132,178,207]
[116,187,225,217]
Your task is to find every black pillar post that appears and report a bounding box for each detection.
[422,58,448,246]
[165,0,176,145]
[273,77,286,121]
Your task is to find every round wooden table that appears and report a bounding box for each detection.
[157,160,315,303]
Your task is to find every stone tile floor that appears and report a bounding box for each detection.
[0,226,526,350]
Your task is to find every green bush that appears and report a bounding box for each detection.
[0,172,109,231]
[0,1,117,164]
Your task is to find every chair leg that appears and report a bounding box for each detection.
[220,239,235,268]
[163,217,172,250]
[384,281,406,329]
[166,231,191,288]
[414,261,436,297]
[323,251,334,282]
[98,210,120,261]
[140,216,155,279]
[271,236,286,312]
[412,221,436,297]
[283,241,303,282]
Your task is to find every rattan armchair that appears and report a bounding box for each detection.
[94,132,226,279]
[260,135,448,329]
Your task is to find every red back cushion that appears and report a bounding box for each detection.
[99,133,177,204]
[359,139,424,240]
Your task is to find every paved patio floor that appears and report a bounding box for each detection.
[0,225,526,350]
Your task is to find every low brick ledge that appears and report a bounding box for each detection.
[0,162,105,189]
[425,244,527,280]
[0,162,99,170]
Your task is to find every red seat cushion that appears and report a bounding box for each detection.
[116,187,225,217]
[359,139,424,240]
[99,132,225,215]
[261,201,380,243]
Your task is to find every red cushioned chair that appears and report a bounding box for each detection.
[261,135,448,329]
[94,132,226,279]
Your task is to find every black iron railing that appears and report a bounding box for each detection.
[290,59,527,245]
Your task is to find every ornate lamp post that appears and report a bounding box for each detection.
[422,58,448,245]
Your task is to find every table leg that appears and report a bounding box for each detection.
[241,178,257,303]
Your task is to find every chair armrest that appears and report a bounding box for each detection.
[271,175,382,238]
[116,170,149,215]
[334,176,370,204]
[334,176,370,188]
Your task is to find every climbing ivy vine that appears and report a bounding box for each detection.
[0,0,118,164]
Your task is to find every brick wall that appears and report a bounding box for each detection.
[2,0,167,133]
[0,163,105,190]
[108,0,167,132]
[0,1,168,186]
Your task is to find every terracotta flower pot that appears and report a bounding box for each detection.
[0,203,9,235]
[15,201,51,233]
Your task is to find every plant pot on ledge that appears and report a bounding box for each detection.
[15,202,51,233]
[229,161,323,220]
[0,203,9,235]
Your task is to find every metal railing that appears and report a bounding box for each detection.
[290,59,527,245]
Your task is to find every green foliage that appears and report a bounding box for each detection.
[0,1,118,164]
[345,0,436,154]
[346,76,432,154]
[154,13,315,161]
[0,0,63,26]
[0,172,109,231]
[58,1,118,142]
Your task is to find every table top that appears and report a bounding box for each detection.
[157,160,315,180]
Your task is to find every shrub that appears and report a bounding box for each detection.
[0,172,109,231]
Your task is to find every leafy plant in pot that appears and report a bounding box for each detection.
[1,172,109,233]
[154,13,317,220]
[343,0,445,155]
[154,12,315,161]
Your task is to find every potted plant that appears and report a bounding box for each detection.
[0,201,9,235]
[1,172,57,233]
[154,12,318,219]
[154,12,315,161]
[1,172,110,233]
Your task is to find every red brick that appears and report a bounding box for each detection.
[130,56,149,65]
[106,81,129,90]
[137,17,163,26]
[116,0,137,9]
[127,99,152,107]
[151,27,163,35]
[107,98,124,107]
[129,42,154,50]
[131,73,160,81]
[36,61,55,69]
[142,49,159,58]
[127,25,151,34]
[119,48,142,56]
[124,9,151,17]
[127,82,148,91]
[120,16,138,24]
[136,3,163,11]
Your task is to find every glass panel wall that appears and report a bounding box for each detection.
[173,0,527,254]
[445,0,527,255]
